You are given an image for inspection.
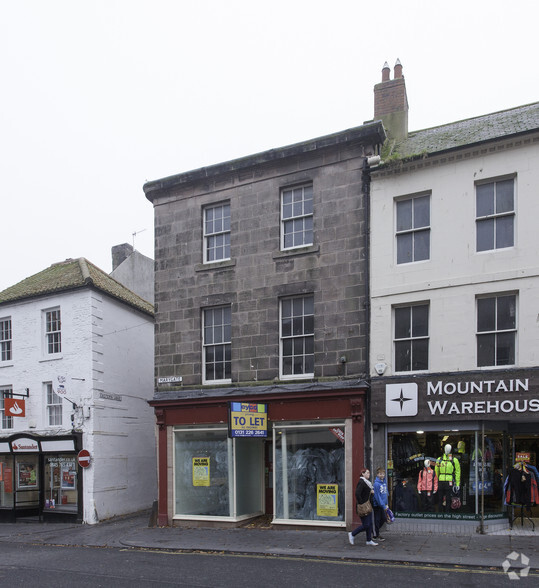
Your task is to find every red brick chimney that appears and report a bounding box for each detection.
[374,59,408,141]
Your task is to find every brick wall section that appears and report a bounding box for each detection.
[150,140,379,387]
[374,78,408,119]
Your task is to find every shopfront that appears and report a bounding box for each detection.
[0,433,82,523]
[371,370,539,528]
[151,382,367,527]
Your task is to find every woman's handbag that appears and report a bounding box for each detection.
[356,500,372,517]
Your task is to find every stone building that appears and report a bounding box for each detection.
[144,122,385,527]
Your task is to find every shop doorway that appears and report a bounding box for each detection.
[14,454,40,519]
[265,439,273,515]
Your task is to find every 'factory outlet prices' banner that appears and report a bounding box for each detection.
[371,370,539,423]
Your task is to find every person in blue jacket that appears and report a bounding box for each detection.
[373,467,389,541]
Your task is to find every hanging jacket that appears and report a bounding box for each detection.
[417,467,438,493]
[435,454,461,486]
[505,465,539,506]
[526,463,539,487]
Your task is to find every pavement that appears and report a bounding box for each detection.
[0,511,537,573]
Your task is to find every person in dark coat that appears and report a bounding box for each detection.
[348,468,378,546]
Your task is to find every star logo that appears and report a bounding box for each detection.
[386,383,418,417]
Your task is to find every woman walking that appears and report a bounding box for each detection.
[348,468,378,546]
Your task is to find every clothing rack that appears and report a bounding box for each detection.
[509,504,535,531]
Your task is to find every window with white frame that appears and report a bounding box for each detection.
[46,382,63,426]
[204,202,231,263]
[280,295,314,378]
[203,306,231,383]
[396,194,430,264]
[394,304,429,372]
[477,294,516,367]
[0,386,13,429]
[44,309,61,354]
[476,178,515,252]
[0,317,12,361]
[281,185,313,250]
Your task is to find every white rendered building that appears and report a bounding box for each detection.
[368,62,539,529]
[0,258,155,523]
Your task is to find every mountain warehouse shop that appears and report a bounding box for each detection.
[150,381,368,528]
[370,370,539,526]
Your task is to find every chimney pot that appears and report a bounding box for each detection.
[382,61,390,82]
[394,58,403,79]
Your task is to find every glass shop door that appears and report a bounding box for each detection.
[14,454,40,519]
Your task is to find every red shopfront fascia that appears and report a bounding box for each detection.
[150,385,367,527]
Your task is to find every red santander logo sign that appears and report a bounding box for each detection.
[5,398,25,417]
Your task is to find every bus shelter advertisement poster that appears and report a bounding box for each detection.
[229,403,267,437]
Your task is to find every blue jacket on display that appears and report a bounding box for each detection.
[373,476,388,508]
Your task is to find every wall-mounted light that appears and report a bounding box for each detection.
[374,362,387,375]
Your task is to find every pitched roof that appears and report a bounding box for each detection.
[0,258,154,316]
[387,102,539,160]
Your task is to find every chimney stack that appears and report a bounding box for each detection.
[112,243,133,270]
[374,58,408,141]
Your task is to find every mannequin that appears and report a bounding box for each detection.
[417,459,438,512]
[435,444,461,512]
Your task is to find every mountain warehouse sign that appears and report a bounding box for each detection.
[428,378,529,395]
[371,372,539,423]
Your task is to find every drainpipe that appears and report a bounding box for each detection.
[480,421,485,534]
[361,155,380,470]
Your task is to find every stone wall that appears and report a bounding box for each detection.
[151,142,374,386]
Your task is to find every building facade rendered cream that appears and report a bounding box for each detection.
[145,124,385,527]
[369,61,539,531]
[0,258,155,523]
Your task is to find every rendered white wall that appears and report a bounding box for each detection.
[370,140,539,376]
[87,293,155,522]
[0,290,93,433]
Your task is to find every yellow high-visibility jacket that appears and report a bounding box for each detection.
[435,454,461,486]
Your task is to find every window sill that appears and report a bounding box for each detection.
[273,245,319,260]
[195,259,236,272]
[279,374,315,381]
[476,246,515,254]
[39,355,63,363]
[0,362,14,369]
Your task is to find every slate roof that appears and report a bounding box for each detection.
[389,102,539,160]
[0,258,154,316]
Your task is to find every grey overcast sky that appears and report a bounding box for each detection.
[2,0,538,293]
